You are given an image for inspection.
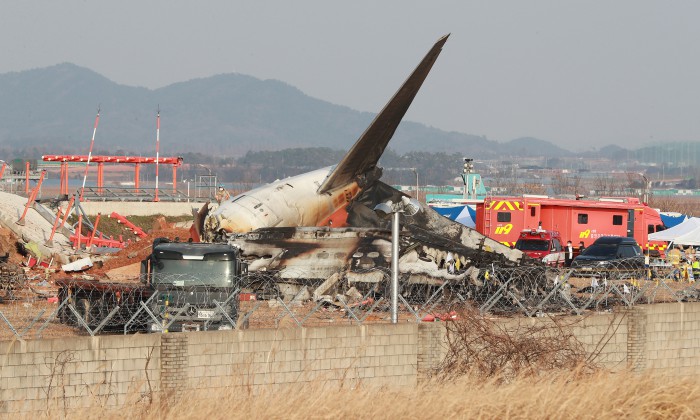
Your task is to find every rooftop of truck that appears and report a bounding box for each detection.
[153,242,238,261]
[482,196,653,211]
[519,228,561,237]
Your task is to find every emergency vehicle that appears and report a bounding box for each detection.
[514,227,565,266]
[475,196,667,256]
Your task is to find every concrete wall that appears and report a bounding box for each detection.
[78,201,206,217]
[574,311,629,369]
[491,303,700,374]
[498,311,629,370]
[0,324,419,414]
[2,302,700,414]
[0,334,161,414]
[185,324,418,392]
[643,303,700,375]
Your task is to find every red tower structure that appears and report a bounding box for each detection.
[42,155,184,200]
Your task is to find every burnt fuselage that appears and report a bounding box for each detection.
[202,35,449,243]
[204,168,361,242]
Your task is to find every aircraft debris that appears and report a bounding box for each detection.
[200,35,451,242]
[184,34,540,304]
[61,257,93,272]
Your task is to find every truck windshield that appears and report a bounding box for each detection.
[152,260,235,287]
[515,239,550,252]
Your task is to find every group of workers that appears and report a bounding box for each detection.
[564,240,586,267]
[665,245,700,281]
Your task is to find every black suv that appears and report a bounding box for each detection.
[571,236,644,270]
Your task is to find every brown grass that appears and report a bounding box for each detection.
[52,370,700,419]
[38,309,699,419]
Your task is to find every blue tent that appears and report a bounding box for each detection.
[660,212,688,228]
[431,205,476,229]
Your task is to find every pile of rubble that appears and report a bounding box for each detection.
[0,192,72,265]
[0,191,190,299]
[89,226,191,281]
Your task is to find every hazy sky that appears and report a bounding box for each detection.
[2,1,699,151]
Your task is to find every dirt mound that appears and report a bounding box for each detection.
[0,226,27,266]
[151,215,171,232]
[91,227,191,277]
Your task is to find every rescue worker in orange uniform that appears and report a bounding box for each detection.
[215,185,230,204]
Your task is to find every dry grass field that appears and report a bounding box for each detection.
[51,370,700,419]
[30,307,699,419]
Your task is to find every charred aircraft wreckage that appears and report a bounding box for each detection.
[191,35,546,306]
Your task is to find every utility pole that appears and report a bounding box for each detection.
[411,168,418,200]
[640,173,650,204]
[155,107,161,202]
[384,167,419,199]
[80,107,100,201]
[373,197,421,323]
[462,158,474,200]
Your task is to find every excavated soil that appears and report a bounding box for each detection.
[0,226,24,266]
[90,227,191,277]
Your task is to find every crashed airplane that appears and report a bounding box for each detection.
[193,34,535,284]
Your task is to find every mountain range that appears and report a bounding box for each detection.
[0,63,587,158]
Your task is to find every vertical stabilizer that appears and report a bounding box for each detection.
[317,34,449,194]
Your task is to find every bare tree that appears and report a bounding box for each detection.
[592,174,616,196]
[551,172,583,196]
[552,172,569,195]
[570,174,583,196]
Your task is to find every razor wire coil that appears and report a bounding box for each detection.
[0,259,698,339]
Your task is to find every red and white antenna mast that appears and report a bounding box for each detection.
[79,107,100,201]
[155,106,160,202]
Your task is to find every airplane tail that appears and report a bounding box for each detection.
[317,34,449,194]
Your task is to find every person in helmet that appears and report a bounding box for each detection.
[215,184,230,204]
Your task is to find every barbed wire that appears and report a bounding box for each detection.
[1,258,698,340]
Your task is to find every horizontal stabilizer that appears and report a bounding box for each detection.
[317,34,449,194]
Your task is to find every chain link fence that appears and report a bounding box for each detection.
[1,258,698,339]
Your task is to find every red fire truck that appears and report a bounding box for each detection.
[475,196,667,256]
[514,227,566,266]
